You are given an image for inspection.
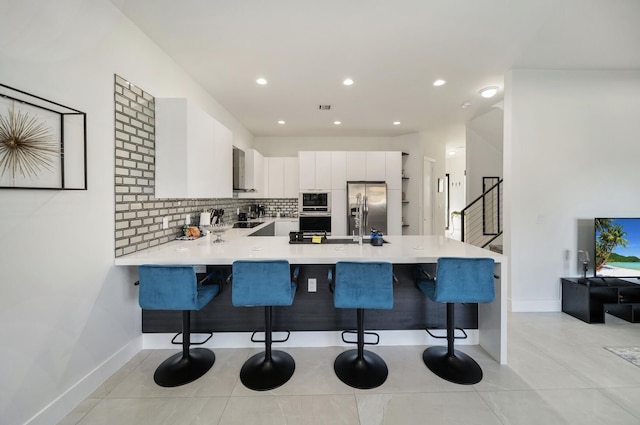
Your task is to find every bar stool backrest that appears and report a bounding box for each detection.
[334,261,393,309]
[232,260,296,307]
[434,258,495,304]
[138,265,200,310]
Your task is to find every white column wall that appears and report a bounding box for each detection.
[0,2,252,425]
[505,69,640,312]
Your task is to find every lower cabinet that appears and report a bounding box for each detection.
[275,220,299,236]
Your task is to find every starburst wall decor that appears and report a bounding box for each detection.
[0,83,87,190]
[0,103,60,184]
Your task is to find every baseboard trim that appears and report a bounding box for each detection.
[142,329,480,349]
[24,336,142,425]
[510,299,561,312]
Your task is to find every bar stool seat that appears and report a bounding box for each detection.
[415,257,495,385]
[231,260,299,391]
[138,265,220,387]
[330,261,394,389]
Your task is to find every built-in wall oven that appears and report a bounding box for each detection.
[299,191,331,234]
[299,191,331,214]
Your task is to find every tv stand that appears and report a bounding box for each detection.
[561,277,640,323]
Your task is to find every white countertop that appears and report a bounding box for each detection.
[114,218,504,266]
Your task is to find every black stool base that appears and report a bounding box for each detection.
[153,348,215,387]
[423,346,483,385]
[240,350,295,391]
[334,349,388,389]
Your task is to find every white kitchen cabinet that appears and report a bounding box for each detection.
[266,157,285,198]
[266,157,299,198]
[299,151,330,190]
[315,151,331,189]
[387,189,402,235]
[275,220,299,236]
[283,157,299,197]
[330,151,347,190]
[331,189,347,236]
[366,151,386,181]
[346,151,366,181]
[385,151,402,190]
[298,151,316,190]
[155,98,232,198]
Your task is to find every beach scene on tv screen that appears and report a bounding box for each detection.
[595,218,640,277]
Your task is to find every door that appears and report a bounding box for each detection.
[423,157,435,235]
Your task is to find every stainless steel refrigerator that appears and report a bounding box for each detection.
[347,181,387,236]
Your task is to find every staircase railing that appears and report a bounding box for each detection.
[460,179,503,249]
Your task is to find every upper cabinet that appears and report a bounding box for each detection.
[155,98,232,198]
[298,151,331,190]
[385,151,402,190]
[266,157,299,198]
[300,150,403,190]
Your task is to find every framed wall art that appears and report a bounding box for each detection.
[0,83,87,190]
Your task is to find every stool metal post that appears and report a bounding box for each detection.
[138,264,220,388]
[232,260,298,391]
[416,258,495,385]
[331,261,394,390]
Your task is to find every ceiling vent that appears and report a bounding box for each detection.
[318,104,331,110]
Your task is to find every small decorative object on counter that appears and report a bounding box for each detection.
[177,225,201,240]
[370,229,384,246]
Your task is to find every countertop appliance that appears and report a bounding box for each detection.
[347,181,387,236]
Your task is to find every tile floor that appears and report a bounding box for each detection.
[58,313,640,424]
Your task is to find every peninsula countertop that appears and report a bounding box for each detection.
[114,221,505,266]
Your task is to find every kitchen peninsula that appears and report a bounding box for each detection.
[115,218,507,364]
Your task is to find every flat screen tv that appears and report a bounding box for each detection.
[595,218,640,278]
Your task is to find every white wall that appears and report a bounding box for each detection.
[421,126,462,235]
[466,108,504,201]
[0,2,251,424]
[504,69,640,312]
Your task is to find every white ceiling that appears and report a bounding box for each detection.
[111,0,640,140]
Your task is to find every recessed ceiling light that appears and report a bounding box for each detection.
[433,79,446,87]
[479,86,499,98]
[256,78,267,85]
[333,121,342,125]
[461,101,472,109]
[343,78,354,86]
[277,120,285,125]
[393,121,401,125]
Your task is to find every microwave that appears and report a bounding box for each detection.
[299,191,331,213]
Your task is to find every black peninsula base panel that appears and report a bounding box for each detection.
[142,264,479,333]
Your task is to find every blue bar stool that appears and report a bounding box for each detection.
[231,260,299,391]
[138,265,220,387]
[329,261,394,389]
[415,257,495,385]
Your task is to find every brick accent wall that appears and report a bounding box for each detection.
[113,75,296,257]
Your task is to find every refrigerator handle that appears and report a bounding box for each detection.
[363,195,368,229]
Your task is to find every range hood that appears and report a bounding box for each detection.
[232,147,255,192]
